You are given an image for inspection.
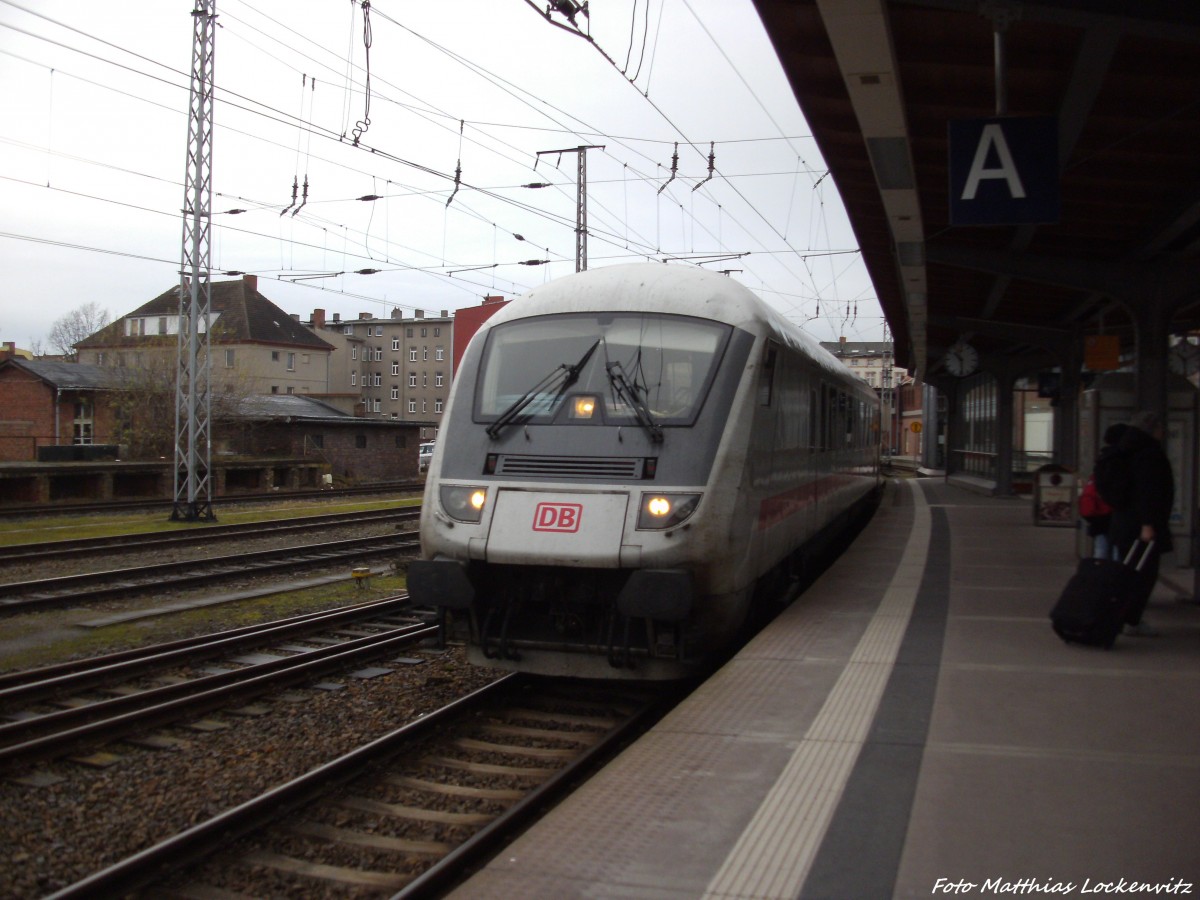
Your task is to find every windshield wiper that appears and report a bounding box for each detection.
[486,339,600,439]
[606,360,664,443]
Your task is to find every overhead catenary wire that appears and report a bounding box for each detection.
[0,0,880,339]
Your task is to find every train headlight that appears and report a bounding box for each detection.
[637,492,700,530]
[571,395,598,419]
[440,485,488,523]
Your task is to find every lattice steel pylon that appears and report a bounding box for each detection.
[172,0,217,522]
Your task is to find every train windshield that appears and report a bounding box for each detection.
[476,313,731,428]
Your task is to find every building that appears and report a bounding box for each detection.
[0,358,132,461]
[75,275,335,398]
[306,296,510,441]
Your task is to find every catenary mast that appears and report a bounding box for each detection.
[172,0,217,521]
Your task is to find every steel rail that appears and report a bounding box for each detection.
[0,481,424,520]
[44,675,523,900]
[0,622,440,766]
[0,507,419,563]
[0,595,412,700]
[0,534,419,611]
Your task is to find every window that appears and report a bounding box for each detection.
[272,351,280,362]
[344,325,354,335]
[435,399,444,414]
[158,316,168,335]
[352,347,358,360]
[421,327,428,337]
[373,398,381,412]
[422,373,428,388]
[435,373,444,387]
[351,372,357,386]
[224,349,235,368]
[475,312,731,427]
[422,399,428,413]
[422,347,428,361]
[406,327,414,338]
[286,386,294,394]
[435,347,445,361]
[408,373,417,387]
[391,362,400,376]
[373,373,381,386]
[287,352,296,371]
[311,434,324,449]
[408,399,417,413]
[72,400,93,445]
[434,327,441,337]
[374,347,383,361]
[409,348,418,362]
[271,385,279,394]
[391,337,400,351]
[390,386,399,400]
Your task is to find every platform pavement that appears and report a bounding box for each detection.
[450,478,1199,900]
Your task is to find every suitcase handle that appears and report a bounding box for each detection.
[1122,540,1155,571]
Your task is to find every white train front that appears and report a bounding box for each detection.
[408,263,881,679]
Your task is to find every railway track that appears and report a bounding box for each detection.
[0,506,419,564]
[0,481,424,520]
[0,532,420,614]
[0,597,439,767]
[47,675,675,899]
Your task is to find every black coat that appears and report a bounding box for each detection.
[1108,425,1174,553]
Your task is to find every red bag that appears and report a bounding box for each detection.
[1079,474,1112,519]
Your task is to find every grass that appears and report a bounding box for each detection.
[0,495,422,547]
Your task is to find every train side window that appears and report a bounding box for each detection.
[758,341,778,406]
[809,388,818,449]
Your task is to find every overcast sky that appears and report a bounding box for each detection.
[0,0,881,353]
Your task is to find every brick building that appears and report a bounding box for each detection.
[0,359,132,461]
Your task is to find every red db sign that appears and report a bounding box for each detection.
[533,502,582,533]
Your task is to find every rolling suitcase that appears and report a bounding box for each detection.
[1050,541,1153,648]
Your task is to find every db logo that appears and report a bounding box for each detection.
[533,502,583,533]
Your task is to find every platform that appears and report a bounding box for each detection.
[451,477,1200,899]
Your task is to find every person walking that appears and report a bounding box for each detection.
[1083,422,1127,560]
[1107,410,1174,636]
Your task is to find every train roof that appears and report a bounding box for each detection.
[484,264,855,382]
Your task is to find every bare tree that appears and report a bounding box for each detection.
[49,301,110,360]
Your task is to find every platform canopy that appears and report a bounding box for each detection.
[753,0,1200,380]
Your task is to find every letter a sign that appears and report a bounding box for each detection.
[948,116,1059,225]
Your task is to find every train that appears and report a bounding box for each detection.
[407,263,882,679]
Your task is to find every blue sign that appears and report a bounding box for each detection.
[948,116,1059,225]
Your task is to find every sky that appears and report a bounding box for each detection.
[0,0,882,353]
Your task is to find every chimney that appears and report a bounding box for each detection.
[242,273,258,293]
[359,312,372,320]
[312,308,326,329]
[391,307,402,319]
[290,313,300,321]
[0,341,14,360]
[839,336,847,343]
[441,309,448,318]
[483,295,505,306]
[332,312,341,322]
[415,310,425,319]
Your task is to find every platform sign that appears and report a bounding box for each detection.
[1084,334,1120,371]
[948,116,1059,226]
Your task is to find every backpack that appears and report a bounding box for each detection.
[1092,448,1133,510]
[1078,475,1111,520]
